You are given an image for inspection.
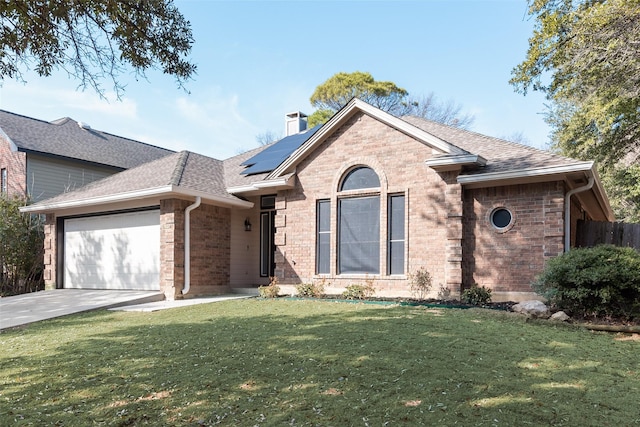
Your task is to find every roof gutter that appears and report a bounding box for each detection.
[182,196,201,296]
[457,162,594,186]
[20,185,253,213]
[227,173,296,194]
[564,173,594,253]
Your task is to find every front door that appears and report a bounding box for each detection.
[260,195,276,278]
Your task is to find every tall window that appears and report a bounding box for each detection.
[316,200,330,274]
[339,196,380,274]
[338,167,381,274]
[388,194,405,275]
[0,168,6,194]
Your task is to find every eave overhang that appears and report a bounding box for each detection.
[20,185,254,214]
[425,154,487,171]
[226,173,296,195]
[457,161,614,222]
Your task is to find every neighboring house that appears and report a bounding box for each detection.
[22,99,614,302]
[0,110,174,202]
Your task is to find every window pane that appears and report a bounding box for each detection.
[339,197,380,274]
[261,195,276,210]
[0,168,6,193]
[340,167,380,191]
[388,195,405,275]
[318,200,330,232]
[316,200,330,274]
[389,195,405,240]
[389,241,405,275]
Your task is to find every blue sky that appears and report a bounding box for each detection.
[0,0,551,160]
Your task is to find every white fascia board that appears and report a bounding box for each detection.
[20,185,253,213]
[267,98,464,179]
[173,187,254,209]
[227,173,296,194]
[457,162,594,186]
[425,154,487,169]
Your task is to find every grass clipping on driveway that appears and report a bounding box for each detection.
[1,299,639,426]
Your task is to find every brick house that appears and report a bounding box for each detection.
[22,99,614,301]
[0,110,173,202]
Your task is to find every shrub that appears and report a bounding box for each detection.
[296,281,325,298]
[342,282,375,300]
[437,285,452,301]
[461,284,492,306]
[408,266,432,300]
[533,245,640,319]
[0,195,44,296]
[258,277,280,298]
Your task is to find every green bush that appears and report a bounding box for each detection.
[533,245,640,319]
[461,284,492,306]
[295,281,325,298]
[342,283,375,300]
[408,266,432,300]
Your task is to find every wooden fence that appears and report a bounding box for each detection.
[576,220,640,250]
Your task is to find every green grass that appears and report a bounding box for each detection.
[1,299,639,426]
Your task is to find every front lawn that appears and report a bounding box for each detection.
[1,299,639,426]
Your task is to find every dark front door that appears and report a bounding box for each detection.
[260,195,276,277]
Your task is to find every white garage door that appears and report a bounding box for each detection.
[64,210,160,290]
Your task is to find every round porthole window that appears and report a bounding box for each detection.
[490,208,513,231]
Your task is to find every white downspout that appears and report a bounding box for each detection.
[564,174,594,253]
[182,196,201,295]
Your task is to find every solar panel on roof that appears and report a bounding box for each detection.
[241,125,321,175]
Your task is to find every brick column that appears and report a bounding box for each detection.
[273,196,287,280]
[43,213,57,290]
[444,173,463,295]
[160,199,187,300]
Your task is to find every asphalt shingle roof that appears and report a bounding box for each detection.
[32,151,244,206]
[401,115,580,176]
[0,110,174,169]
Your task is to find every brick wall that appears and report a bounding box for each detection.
[274,112,452,298]
[0,137,27,197]
[43,213,57,289]
[160,199,231,299]
[462,182,565,298]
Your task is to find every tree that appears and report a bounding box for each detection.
[310,71,408,113]
[0,0,196,97]
[308,71,474,129]
[0,195,44,295]
[396,93,474,129]
[256,130,281,146]
[511,0,640,221]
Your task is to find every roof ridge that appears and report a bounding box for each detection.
[0,109,56,126]
[170,151,190,186]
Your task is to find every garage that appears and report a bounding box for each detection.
[63,210,160,290]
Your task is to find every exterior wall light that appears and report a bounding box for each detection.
[244,218,252,232]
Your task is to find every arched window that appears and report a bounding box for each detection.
[315,166,405,276]
[340,167,380,191]
[338,167,381,274]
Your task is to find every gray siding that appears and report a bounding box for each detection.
[26,154,118,202]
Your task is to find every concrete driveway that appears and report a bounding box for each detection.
[0,288,259,330]
[0,289,163,330]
